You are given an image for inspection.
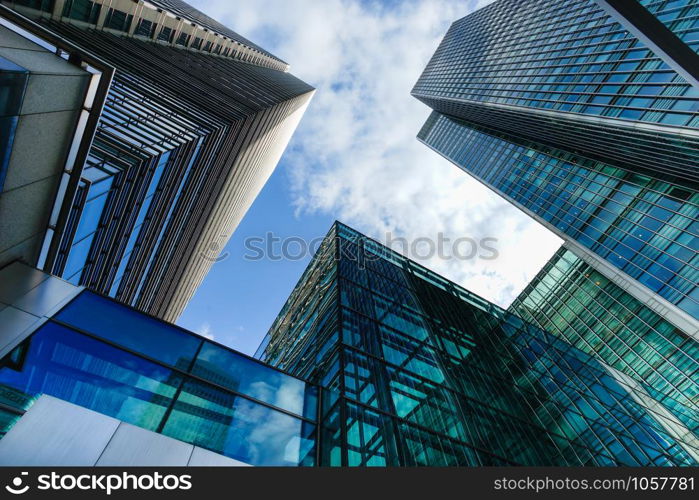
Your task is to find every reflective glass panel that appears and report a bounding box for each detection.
[54,291,201,370]
[0,322,181,431]
[161,380,316,466]
[192,342,317,419]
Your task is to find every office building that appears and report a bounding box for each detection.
[412,0,699,465]
[596,0,699,88]
[417,113,698,323]
[412,0,698,324]
[0,1,314,321]
[509,243,698,454]
[412,0,699,185]
[0,261,317,466]
[256,222,698,466]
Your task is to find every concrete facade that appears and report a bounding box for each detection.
[0,23,91,268]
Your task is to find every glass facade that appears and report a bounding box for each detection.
[257,223,698,466]
[640,0,699,55]
[510,247,698,451]
[411,0,699,184]
[418,112,699,319]
[413,0,698,126]
[412,3,699,452]
[0,291,318,466]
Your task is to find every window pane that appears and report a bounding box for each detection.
[161,380,316,466]
[54,291,201,370]
[0,322,181,431]
[192,342,317,419]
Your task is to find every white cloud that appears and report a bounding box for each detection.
[191,0,563,307]
[197,322,215,340]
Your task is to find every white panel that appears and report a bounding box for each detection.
[188,447,251,467]
[0,396,120,466]
[96,423,194,466]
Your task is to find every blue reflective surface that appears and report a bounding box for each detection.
[132,140,202,300]
[193,342,317,419]
[161,380,316,466]
[1,291,319,466]
[54,291,201,370]
[110,151,172,296]
[0,57,28,192]
[0,322,180,431]
[419,113,699,318]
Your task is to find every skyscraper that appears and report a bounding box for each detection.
[416,113,698,323]
[509,243,699,453]
[412,0,699,185]
[256,222,698,466]
[0,0,314,321]
[412,0,698,461]
[412,0,698,318]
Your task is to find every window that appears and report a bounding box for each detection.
[103,8,133,32]
[54,291,201,370]
[175,32,190,46]
[134,19,157,38]
[0,57,28,193]
[11,0,54,12]
[157,26,174,43]
[61,0,101,24]
[192,342,317,419]
[160,380,316,466]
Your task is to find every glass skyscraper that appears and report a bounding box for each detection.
[412,0,699,322]
[417,114,698,320]
[412,0,698,465]
[256,223,698,466]
[412,0,699,185]
[0,0,314,322]
[509,244,698,455]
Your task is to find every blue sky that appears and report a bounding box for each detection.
[177,0,563,355]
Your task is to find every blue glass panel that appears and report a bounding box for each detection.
[132,140,202,300]
[0,63,28,192]
[108,150,172,297]
[54,291,201,370]
[73,184,112,241]
[161,380,316,466]
[0,322,181,431]
[0,65,29,116]
[192,342,317,419]
[145,151,170,199]
[62,231,95,280]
